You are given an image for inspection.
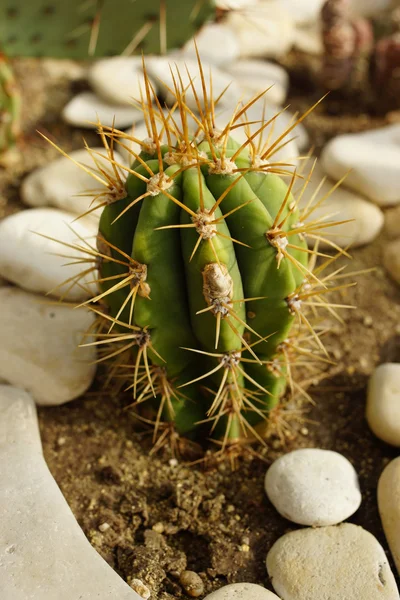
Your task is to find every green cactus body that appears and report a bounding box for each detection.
[0,55,21,155]
[0,0,215,58]
[85,75,314,448]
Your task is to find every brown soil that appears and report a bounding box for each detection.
[1,57,400,599]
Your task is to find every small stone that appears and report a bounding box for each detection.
[0,208,98,301]
[378,457,400,576]
[298,162,384,248]
[0,386,141,600]
[367,363,400,445]
[224,60,288,106]
[179,571,204,598]
[179,23,240,67]
[384,205,400,239]
[130,579,151,599]
[383,239,400,286]
[204,583,280,599]
[62,92,144,129]
[89,57,157,106]
[0,288,96,405]
[21,148,126,220]
[266,523,399,600]
[321,125,400,206]
[265,448,361,526]
[98,522,110,533]
[145,57,240,111]
[225,4,295,59]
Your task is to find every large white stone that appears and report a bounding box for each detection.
[0,208,98,301]
[179,23,240,67]
[89,57,157,107]
[0,386,141,599]
[21,147,126,220]
[0,288,96,405]
[378,457,400,577]
[383,239,400,287]
[62,92,144,129]
[265,448,361,526]
[225,4,295,59]
[367,363,400,446]
[224,60,288,106]
[204,583,280,599]
[321,125,400,206]
[297,161,384,248]
[277,0,326,24]
[266,524,399,600]
[145,57,240,111]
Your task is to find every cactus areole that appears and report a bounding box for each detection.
[50,60,339,452]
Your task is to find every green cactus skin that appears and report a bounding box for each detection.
[52,63,340,452]
[0,54,21,156]
[0,0,215,58]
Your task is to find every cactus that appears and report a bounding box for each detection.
[44,58,350,454]
[0,0,215,58]
[0,54,20,157]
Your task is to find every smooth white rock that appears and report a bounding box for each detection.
[21,147,125,220]
[224,60,288,106]
[0,208,98,301]
[265,448,361,526]
[384,239,400,286]
[62,92,144,129]
[378,457,400,577]
[225,4,295,59]
[179,24,240,67]
[204,583,280,599]
[145,57,240,111]
[266,524,399,600]
[0,386,141,599]
[367,363,400,445]
[0,288,96,405]
[89,57,157,106]
[321,125,400,206]
[277,0,326,24]
[298,162,384,248]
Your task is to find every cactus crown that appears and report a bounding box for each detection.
[0,0,215,58]
[46,55,352,456]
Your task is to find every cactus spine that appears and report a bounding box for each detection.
[46,58,349,453]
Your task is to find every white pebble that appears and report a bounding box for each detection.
[321,125,400,206]
[21,147,125,220]
[265,448,361,526]
[224,60,288,106]
[225,4,295,59]
[204,583,280,599]
[367,363,400,446]
[62,92,144,129]
[89,57,157,107]
[384,239,400,286]
[0,208,98,301]
[266,523,399,600]
[179,24,240,67]
[145,57,240,111]
[277,0,326,24]
[130,579,151,600]
[298,161,384,248]
[378,457,400,576]
[0,386,141,599]
[0,288,96,405]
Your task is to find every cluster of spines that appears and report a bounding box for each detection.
[43,54,357,457]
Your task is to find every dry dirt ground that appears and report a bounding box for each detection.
[1,57,400,599]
